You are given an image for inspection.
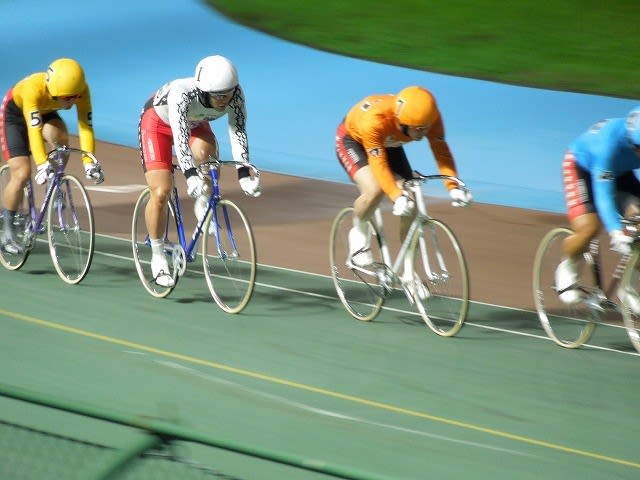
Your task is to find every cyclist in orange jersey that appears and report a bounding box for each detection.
[335,85,472,268]
[0,58,103,254]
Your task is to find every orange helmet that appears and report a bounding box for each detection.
[395,86,439,127]
[45,58,86,97]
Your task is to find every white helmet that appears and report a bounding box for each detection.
[194,55,238,93]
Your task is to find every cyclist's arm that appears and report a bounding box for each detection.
[167,87,198,174]
[590,146,623,233]
[426,118,458,190]
[76,86,95,164]
[226,86,250,177]
[362,126,403,200]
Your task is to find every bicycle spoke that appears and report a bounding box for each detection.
[0,164,32,270]
[533,227,598,348]
[47,176,95,284]
[131,188,179,298]
[411,219,469,336]
[329,207,384,321]
[620,252,640,353]
[202,199,256,313]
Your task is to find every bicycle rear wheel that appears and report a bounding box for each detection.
[131,188,179,298]
[410,218,469,336]
[620,252,640,353]
[532,227,598,348]
[0,164,32,270]
[329,207,385,321]
[202,199,256,314]
[47,175,95,284]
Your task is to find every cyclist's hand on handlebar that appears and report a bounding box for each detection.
[392,193,414,216]
[84,162,105,184]
[185,168,208,198]
[35,161,54,185]
[449,187,473,207]
[239,176,261,197]
[610,230,633,255]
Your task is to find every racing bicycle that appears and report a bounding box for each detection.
[329,173,470,336]
[532,217,640,353]
[0,145,96,285]
[131,159,258,314]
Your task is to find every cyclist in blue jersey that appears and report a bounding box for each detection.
[555,106,640,310]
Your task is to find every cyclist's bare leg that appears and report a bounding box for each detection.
[144,168,174,285]
[144,169,172,239]
[555,212,600,302]
[352,166,384,222]
[189,133,219,224]
[2,156,30,212]
[189,130,219,185]
[564,212,600,260]
[42,118,72,167]
[42,118,69,148]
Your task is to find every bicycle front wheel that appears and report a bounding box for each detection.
[410,218,469,336]
[0,164,32,270]
[202,199,256,314]
[131,188,179,298]
[47,175,95,284]
[620,251,640,353]
[329,207,385,322]
[532,227,597,348]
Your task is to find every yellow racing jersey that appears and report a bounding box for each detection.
[10,72,94,166]
[344,94,458,200]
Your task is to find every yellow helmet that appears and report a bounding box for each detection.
[395,86,439,127]
[45,58,86,97]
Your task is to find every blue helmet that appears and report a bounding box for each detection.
[625,106,640,146]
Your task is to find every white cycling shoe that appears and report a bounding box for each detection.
[555,258,580,304]
[1,232,24,255]
[401,270,430,301]
[618,287,640,316]
[348,226,373,267]
[194,195,215,234]
[151,255,175,288]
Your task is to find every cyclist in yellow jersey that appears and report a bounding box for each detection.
[0,58,104,254]
[335,86,472,269]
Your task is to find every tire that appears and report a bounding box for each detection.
[202,199,256,314]
[329,207,385,321]
[619,251,640,353]
[131,188,179,298]
[532,227,597,348]
[411,218,469,336]
[47,175,95,285]
[0,164,32,270]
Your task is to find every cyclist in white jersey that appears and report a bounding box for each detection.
[137,55,261,288]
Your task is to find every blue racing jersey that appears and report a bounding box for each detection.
[569,117,640,233]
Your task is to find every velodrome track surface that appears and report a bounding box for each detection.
[1,139,639,479]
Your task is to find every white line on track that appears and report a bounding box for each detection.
[96,233,640,358]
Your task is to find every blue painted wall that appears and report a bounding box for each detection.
[1,0,637,213]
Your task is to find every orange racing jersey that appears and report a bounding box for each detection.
[344,94,458,200]
[10,72,94,166]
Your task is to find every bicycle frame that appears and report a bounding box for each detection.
[163,159,260,264]
[25,146,96,244]
[356,173,467,292]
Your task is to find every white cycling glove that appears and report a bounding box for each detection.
[35,162,54,185]
[610,230,633,255]
[392,193,414,216]
[185,168,208,198]
[449,187,473,207]
[84,162,105,184]
[238,176,261,197]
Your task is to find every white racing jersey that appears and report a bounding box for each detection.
[152,77,249,172]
